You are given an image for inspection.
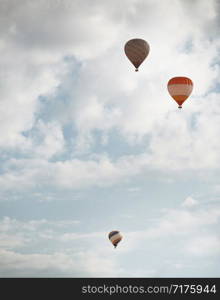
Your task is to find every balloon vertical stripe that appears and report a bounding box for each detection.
[124,38,150,71]
[108,231,123,248]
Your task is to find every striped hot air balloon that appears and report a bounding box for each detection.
[108,230,123,248]
[124,38,150,71]
[167,77,193,109]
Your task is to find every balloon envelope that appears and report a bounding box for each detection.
[108,230,123,248]
[124,38,150,71]
[167,77,193,108]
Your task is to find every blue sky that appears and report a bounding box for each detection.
[0,0,220,277]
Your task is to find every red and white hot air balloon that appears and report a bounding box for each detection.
[167,77,193,109]
[124,38,150,71]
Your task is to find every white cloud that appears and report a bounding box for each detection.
[0,217,123,277]
[186,236,220,256]
[0,0,219,186]
[182,196,199,208]
[0,0,219,153]
[59,232,104,242]
[0,234,28,249]
[30,121,66,159]
[0,149,219,193]
[0,249,77,276]
[121,201,220,256]
[146,92,220,170]
[0,0,220,277]
[147,206,220,238]
[0,217,80,233]
[0,248,123,277]
[0,199,220,277]
[0,153,149,191]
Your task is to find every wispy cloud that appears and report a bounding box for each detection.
[1,196,219,276]
[0,0,220,277]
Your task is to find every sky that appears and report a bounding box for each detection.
[0,0,220,277]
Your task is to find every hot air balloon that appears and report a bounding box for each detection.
[167,77,193,109]
[108,230,123,248]
[124,38,150,71]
